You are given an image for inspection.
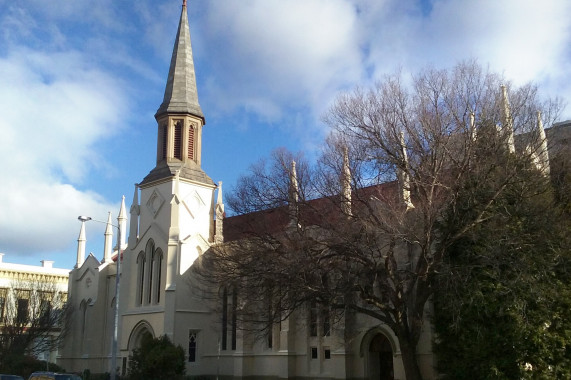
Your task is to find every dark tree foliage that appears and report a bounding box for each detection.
[128,334,185,380]
[434,146,571,379]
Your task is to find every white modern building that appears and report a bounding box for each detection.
[0,253,69,363]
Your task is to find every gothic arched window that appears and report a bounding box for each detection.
[154,249,163,304]
[148,251,154,305]
[136,251,145,306]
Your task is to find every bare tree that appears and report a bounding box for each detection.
[0,278,73,371]
[196,61,563,380]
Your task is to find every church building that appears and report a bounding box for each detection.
[64,1,571,379]
[58,1,571,379]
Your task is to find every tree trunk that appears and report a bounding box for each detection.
[398,335,423,380]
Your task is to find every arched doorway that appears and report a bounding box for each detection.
[128,321,155,352]
[126,321,155,375]
[368,333,394,380]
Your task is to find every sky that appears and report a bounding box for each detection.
[1,0,570,270]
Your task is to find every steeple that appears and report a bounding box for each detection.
[155,0,203,120]
[141,1,213,187]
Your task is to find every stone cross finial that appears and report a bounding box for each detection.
[341,146,352,216]
[501,84,515,154]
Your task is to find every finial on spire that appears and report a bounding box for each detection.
[183,0,187,7]
[341,146,352,216]
[399,132,414,210]
[501,84,515,154]
[536,110,550,175]
[217,181,223,205]
[76,219,87,268]
[289,161,299,204]
[215,181,225,244]
[469,112,476,142]
[118,195,127,250]
[288,160,300,229]
[104,212,113,263]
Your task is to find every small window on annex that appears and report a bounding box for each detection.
[188,331,198,363]
[310,346,318,359]
[16,290,30,324]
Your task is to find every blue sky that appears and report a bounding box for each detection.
[1,0,571,269]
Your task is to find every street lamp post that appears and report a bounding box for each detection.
[78,215,122,380]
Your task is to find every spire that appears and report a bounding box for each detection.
[341,146,352,216]
[469,112,476,142]
[398,132,414,210]
[118,195,127,250]
[104,212,113,263]
[129,184,140,247]
[536,111,550,175]
[76,220,86,268]
[215,181,225,244]
[501,85,515,154]
[141,2,214,187]
[288,161,299,228]
[155,1,204,120]
[289,161,299,205]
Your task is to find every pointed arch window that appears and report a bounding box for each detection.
[136,251,146,306]
[221,287,228,350]
[154,249,163,304]
[188,331,198,362]
[148,251,154,305]
[220,286,238,351]
[80,299,88,352]
[138,239,163,306]
[231,288,237,350]
[144,240,155,305]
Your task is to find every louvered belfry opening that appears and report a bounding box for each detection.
[188,126,194,160]
[161,124,168,160]
[174,120,183,160]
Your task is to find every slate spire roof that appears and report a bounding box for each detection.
[155,1,204,121]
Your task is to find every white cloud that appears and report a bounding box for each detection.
[360,0,571,116]
[202,0,363,120]
[0,47,127,257]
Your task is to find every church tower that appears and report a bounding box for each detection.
[121,0,218,349]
